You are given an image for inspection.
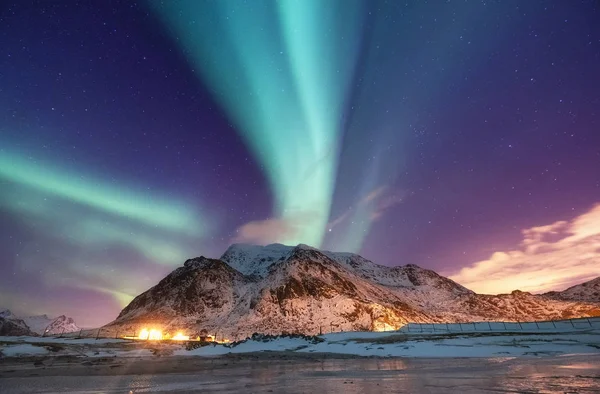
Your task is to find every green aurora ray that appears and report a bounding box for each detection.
[0,149,205,236]
[150,0,365,247]
[0,146,209,309]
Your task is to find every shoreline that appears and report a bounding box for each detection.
[0,352,404,378]
[2,352,600,379]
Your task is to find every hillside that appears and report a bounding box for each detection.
[544,277,600,303]
[105,244,600,338]
[0,309,80,336]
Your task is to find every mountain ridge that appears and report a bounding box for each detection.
[105,243,600,338]
[0,309,80,336]
[543,277,600,303]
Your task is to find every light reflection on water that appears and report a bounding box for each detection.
[128,357,600,393]
[1,356,599,393]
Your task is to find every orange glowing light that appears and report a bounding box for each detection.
[171,332,190,341]
[138,328,163,340]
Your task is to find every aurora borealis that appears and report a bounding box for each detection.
[151,0,365,247]
[1,1,600,327]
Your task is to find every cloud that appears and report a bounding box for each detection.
[448,203,600,294]
[363,186,388,204]
[370,189,405,221]
[233,213,318,245]
[327,210,351,230]
[328,185,405,229]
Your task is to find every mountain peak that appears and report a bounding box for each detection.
[294,243,318,251]
[0,310,79,335]
[220,243,295,277]
[105,244,600,338]
[544,275,600,302]
[183,256,211,269]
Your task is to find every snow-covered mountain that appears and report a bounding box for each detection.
[21,314,80,335]
[105,244,600,338]
[544,277,600,303]
[0,309,15,319]
[0,310,35,336]
[0,309,80,336]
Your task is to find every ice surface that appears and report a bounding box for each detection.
[0,344,49,357]
[2,356,599,393]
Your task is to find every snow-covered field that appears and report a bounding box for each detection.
[0,336,125,344]
[1,326,599,393]
[178,328,600,358]
[2,319,599,359]
[0,344,52,357]
[0,336,152,358]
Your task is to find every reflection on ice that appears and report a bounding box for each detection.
[0,355,599,393]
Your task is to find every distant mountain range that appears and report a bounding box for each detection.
[0,309,80,336]
[544,277,600,303]
[104,243,600,338]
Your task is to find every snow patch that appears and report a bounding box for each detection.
[175,327,600,358]
[0,344,49,357]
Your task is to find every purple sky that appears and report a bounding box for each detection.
[0,0,599,327]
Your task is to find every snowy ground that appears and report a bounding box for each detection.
[1,328,599,393]
[178,328,600,358]
[0,337,153,358]
[1,321,599,359]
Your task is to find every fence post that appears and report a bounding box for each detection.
[459,323,463,332]
[472,322,476,331]
[445,323,449,332]
[502,322,506,330]
[419,323,423,333]
[96,328,101,340]
[587,318,592,328]
[488,321,492,331]
[569,319,575,328]
[78,329,82,338]
[551,321,556,329]
[535,321,540,329]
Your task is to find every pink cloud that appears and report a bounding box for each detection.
[447,203,600,294]
[233,214,316,245]
[328,185,405,228]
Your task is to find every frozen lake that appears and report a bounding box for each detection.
[1,355,599,393]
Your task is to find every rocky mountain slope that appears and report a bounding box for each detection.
[105,244,600,338]
[0,310,36,336]
[0,309,80,336]
[544,277,600,303]
[21,314,80,335]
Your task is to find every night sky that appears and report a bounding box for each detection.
[1,0,599,327]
